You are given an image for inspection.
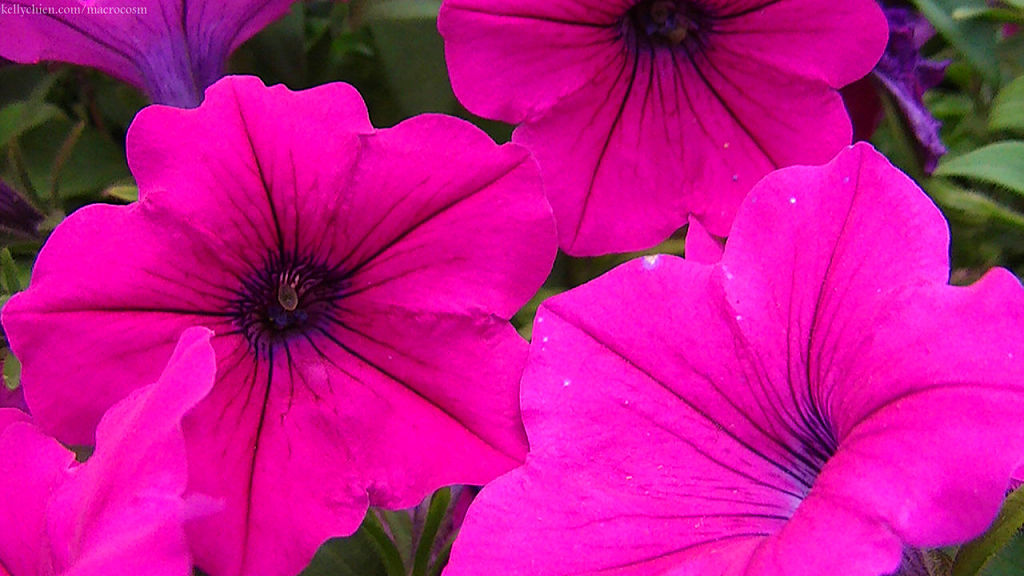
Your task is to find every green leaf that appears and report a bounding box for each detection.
[924,177,1024,230]
[990,76,1024,134]
[300,521,388,576]
[363,511,408,576]
[0,248,22,294]
[364,0,442,20]
[953,486,1024,576]
[935,141,1024,196]
[19,118,130,201]
[412,487,451,576]
[379,508,415,565]
[365,0,457,117]
[979,531,1024,576]
[3,350,21,391]
[0,101,64,149]
[911,0,1001,85]
[103,184,139,203]
[951,6,1024,25]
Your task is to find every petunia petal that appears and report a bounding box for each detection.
[0,421,74,576]
[438,0,629,122]
[684,215,724,264]
[335,113,556,319]
[127,76,374,269]
[2,204,237,444]
[0,0,299,106]
[447,257,800,576]
[45,327,216,576]
[719,142,951,404]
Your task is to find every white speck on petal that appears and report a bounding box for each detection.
[789,197,797,204]
[735,315,743,322]
[843,176,850,184]
[723,142,730,149]
[562,379,571,387]
[541,336,549,343]
[642,254,660,270]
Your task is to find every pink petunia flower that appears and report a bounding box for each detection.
[2,76,556,576]
[442,143,1024,576]
[0,0,301,107]
[0,327,216,576]
[438,0,889,256]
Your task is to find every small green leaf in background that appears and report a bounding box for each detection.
[412,487,451,576]
[103,184,139,203]
[911,0,1001,85]
[300,515,389,576]
[364,0,458,118]
[978,532,1024,576]
[0,102,64,149]
[0,247,22,294]
[19,117,130,202]
[953,486,1024,576]
[935,141,1024,197]
[364,511,408,576]
[990,75,1024,134]
[379,508,415,566]
[925,177,1024,230]
[2,350,21,391]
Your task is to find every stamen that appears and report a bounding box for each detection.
[278,280,299,312]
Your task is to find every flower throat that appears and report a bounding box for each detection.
[627,0,709,48]
[230,252,348,353]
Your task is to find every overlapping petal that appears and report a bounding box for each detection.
[0,0,299,106]
[0,327,216,576]
[3,76,556,576]
[439,0,888,255]
[444,144,1024,576]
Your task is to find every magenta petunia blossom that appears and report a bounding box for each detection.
[0,327,216,576]
[0,0,300,107]
[438,0,888,255]
[2,76,556,576]
[442,143,1024,576]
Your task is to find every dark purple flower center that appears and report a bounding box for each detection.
[229,252,348,353]
[626,0,712,49]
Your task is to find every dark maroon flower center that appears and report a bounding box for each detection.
[626,0,712,48]
[229,252,348,353]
